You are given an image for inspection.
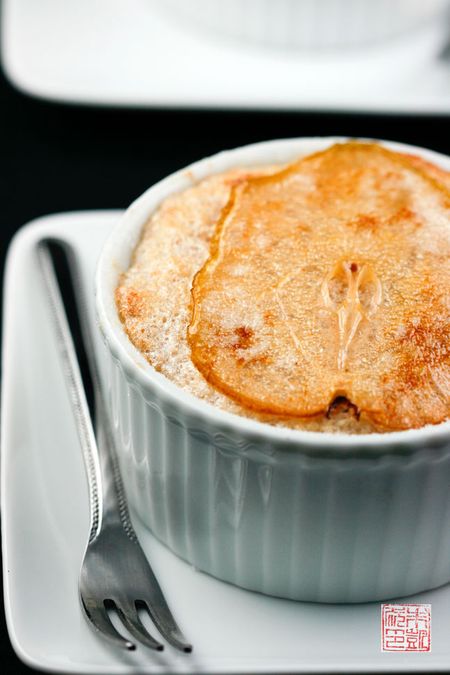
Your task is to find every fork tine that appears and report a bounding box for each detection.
[81,599,135,651]
[140,600,193,653]
[116,602,164,651]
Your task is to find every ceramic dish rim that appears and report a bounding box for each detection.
[95,136,450,455]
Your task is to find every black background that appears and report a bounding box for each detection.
[1,59,450,672]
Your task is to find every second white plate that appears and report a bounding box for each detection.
[2,0,450,113]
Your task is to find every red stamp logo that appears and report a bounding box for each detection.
[381,604,431,652]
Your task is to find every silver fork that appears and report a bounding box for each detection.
[37,239,192,653]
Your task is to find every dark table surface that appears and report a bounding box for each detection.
[1,65,449,673]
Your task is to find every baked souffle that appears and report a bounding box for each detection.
[116,142,450,433]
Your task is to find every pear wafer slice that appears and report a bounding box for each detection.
[188,142,450,430]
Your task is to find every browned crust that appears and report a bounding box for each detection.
[188,142,450,431]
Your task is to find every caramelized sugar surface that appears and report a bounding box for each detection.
[188,143,450,431]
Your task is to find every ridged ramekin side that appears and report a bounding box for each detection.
[162,0,449,49]
[103,341,450,603]
[96,136,450,603]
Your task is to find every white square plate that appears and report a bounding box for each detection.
[2,0,450,113]
[2,211,450,673]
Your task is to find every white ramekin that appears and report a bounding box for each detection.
[96,137,450,603]
[160,0,450,50]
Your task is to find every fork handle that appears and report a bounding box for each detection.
[37,240,136,542]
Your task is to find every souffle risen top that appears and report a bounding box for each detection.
[116,143,450,433]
